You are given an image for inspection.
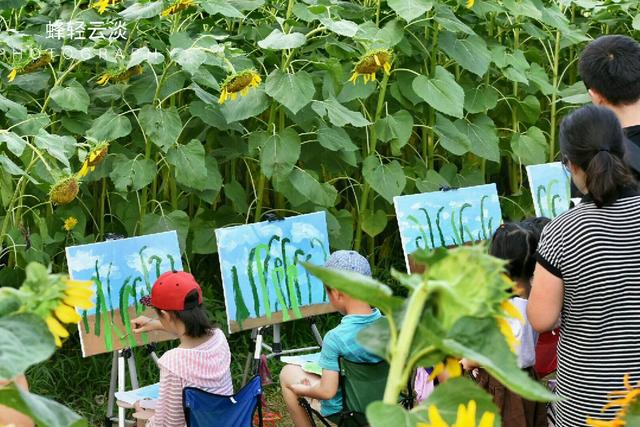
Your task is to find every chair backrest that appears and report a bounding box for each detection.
[339,358,389,416]
[183,376,262,427]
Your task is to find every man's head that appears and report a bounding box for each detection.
[323,250,371,314]
[579,35,640,106]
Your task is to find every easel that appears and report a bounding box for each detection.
[104,344,159,427]
[241,318,324,386]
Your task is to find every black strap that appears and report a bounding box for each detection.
[298,397,332,427]
[255,395,263,427]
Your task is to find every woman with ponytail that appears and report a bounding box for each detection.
[527,105,640,426]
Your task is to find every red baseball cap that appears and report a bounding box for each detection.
[142,271,203,311]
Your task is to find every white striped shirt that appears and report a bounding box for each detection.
[536,189,640,426]
[148,330,234,427]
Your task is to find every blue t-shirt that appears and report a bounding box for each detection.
[318,308,382,416]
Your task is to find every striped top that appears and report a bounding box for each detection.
[148,330,234,427]
[536,190,640,426]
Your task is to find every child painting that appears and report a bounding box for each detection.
[131,271,233,427]
[280,250,382,427]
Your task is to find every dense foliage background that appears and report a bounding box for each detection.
[2,0,640,422]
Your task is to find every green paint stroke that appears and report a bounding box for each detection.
[293,249,307,304]
[280,238,292,307]
[247,248,262,317]
[546,179,559,218]
[254,243,273,319]
[231,266,250,329]
[138,246,152,293]
[118,278,137,349]
[167,254,176,271]
[458,203,472,242]
[286,264,303,318]
[93,260,113,352]
[271,265,290,321]
[536,185,547,218]
[450,209,461,246]
[148,255,162,279]
[408,214,429,250]
[106,263,115,321]
[480,195,490,240]
[82,310,90,334]
[435,207,446,247]
[419,208,436,248]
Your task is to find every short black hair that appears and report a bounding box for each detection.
[156,290,212,338]
[560,105,636,207]
[489,222,538,293]
[578,35,640,105]
[521,217,551,239]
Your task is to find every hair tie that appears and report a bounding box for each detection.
[598,148,611,153]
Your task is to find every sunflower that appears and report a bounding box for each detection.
[466,0,475,7]
[348,49,392,85]
[496,299,523,353]
[78,142,109,177]
[428,357,462,382]
[161,0,194,17]
[63,217,78,232]
[586,374,640,427]
[91,0,120,14]
[218,70,262,104]
[96,65,143,86]
[49,176,79,205]
[418,400,496,427]
[7,52,52,82]
[46,279,93,346]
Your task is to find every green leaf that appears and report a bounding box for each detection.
[259,128,301,180]
[412,67,465,118]
[439,32,491,77]
[34,131,76,169]
[464,85,499,114]
[200,0,244,17]
[170,47,208,75]
[375,110,414,148]
[319,17,359,37]
[109,154,156,192]
[416,169,450,193]
[0,154,26,176]
[0,383,86,427]
[0,93,27,123]
[166,140,208,191]
[302,263,403,314]
[258,29,306,50]
[434,113,471,156]
[518,95,541,123]
[0,314,55,380]
[454,115,500,162]
[362,156,406,203]
[326,209,354,250]
[387,0,433,22]
[633,14,640,31]
[422,377,501,426]
[0,131,26,156]
[85,109,132,142]
[434,5,474,34]
[362,209,387,237]
[138,105,182,152]
[265,70,315,114]
[119,1,163,21]
[366,402,424,427]
[289,169,337,207]
[311,98,370,127]
[189,100,239,131]
[511,126,547,165]
[317,126,358,152]
[443,317,557,402]
[127,47,164,68]
[49,81,90,113]
[220,87,270,123]
[141,210,189,251]
[224,180,248,213]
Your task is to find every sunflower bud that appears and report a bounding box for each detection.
[50,176,79,205]
[349,50,393,85]
[219,70,262,104]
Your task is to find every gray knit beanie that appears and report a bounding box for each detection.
[324,250,372,276]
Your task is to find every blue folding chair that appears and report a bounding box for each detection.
[182,375,263,427]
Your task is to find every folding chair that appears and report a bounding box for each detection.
[183,375,263,427]
[298,358,390,427]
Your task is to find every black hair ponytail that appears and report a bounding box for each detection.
[156,290,213,338]
[559,105,636,207]
[490,223,538,295]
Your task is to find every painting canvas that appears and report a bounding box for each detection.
[394,184,503,271]
[66,231,182,357]
[526,162,571,218]
[215,211,333,333]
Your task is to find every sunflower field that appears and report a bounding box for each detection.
[2,0,640,424]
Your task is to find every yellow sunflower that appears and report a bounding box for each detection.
[161,0,194,17]
[428,357,462,382]
[418,400,496,427]
[586,374,640,427]
[49,176,79,205]
[63,217,78,232]
[91,0,120,14]
[466,0,475,8]
[496,300,523,353]
[7,52,52,82]
[78,142,109,177]
[348,49,392,85]
[46,279,93,346]
[96,65,143,86]
[218,70,262,104]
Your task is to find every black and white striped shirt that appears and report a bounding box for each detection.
[536,189,640,426]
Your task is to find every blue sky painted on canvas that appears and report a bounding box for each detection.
[65,231,183,316]
[394,184,502,260]
[215,212,330,325]
[526,162,571,218]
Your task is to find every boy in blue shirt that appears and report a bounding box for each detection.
[280,250,381,426]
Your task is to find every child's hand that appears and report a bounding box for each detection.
[460,358,479,371]
[131,316,161,333]
[288,380,311,396]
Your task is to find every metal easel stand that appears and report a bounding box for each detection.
[241,317,324,386]
[104,344,159,427]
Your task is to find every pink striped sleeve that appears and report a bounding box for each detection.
[147,367,186,427]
